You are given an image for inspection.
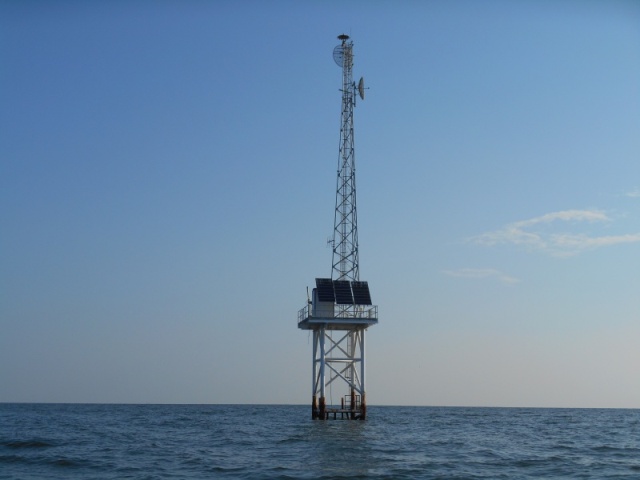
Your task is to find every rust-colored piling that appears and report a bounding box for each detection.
[350,390,356,416]
[360,393,366,420]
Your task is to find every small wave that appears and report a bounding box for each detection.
[0,454,24,464]
[52,458,77,467]
[3,440,55,449]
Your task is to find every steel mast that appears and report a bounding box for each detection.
[297,34,377,421]
[332,33,359,283]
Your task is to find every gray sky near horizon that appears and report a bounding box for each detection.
[1,0,639,408]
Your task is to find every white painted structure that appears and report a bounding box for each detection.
[297,35,377,420]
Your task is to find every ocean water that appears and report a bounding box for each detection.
[1,404,639,479]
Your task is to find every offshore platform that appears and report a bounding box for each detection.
[297,35,378,420]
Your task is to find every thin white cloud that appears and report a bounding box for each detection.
[625,188,640,198]
[470,209,640,256]
[443,268,520,285]
[551,233,640,249]
[515,210,609,227]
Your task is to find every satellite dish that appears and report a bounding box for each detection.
[358,77,365,100]
[333,45,344,67]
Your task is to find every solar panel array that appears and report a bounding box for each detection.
[315,278,335,302]
[352,281,372,305]
[315,278,372,305]
[333,280,353,304]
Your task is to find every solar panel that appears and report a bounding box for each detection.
[333,280,353,304]
[351,281,372,305]
[315,278,335,302]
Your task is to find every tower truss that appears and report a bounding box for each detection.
[298,35,377,421]
[332,34,359,283]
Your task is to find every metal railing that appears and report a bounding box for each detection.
[344,394,361,409]
[298,304,378,324]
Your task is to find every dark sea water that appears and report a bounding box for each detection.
[1,404,639,479]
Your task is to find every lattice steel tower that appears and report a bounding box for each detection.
[297,34,378,420]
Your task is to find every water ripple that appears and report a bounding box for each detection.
[1,404,639,479]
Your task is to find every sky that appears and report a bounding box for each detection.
[1,0,639,408]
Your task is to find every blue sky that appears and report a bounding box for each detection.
[1,0,639,407]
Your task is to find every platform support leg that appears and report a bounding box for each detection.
[319,396,326,421]
[360,330,366,420]
[361,393,366,420]
[350,389,356,420]
[318,330,326,420]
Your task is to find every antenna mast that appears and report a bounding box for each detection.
[332,34,364,282]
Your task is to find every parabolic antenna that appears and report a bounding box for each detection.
[333,45,344,67]
[358,77,365,100]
